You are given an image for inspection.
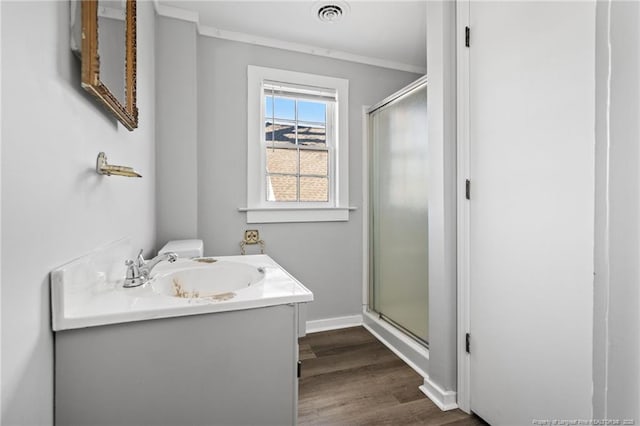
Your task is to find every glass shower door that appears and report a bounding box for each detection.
[369,80,429,344]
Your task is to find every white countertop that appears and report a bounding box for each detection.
[50,240,313,331]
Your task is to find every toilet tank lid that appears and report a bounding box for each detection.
[158,239,204,257]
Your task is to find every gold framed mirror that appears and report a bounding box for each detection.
[80,0,138,130]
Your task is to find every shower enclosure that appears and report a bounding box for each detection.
[367,76,429,347]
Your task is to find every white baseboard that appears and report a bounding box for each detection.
[419,376,458,411]
[305,315,363,333]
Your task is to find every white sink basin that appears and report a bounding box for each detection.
[50,238,313,331]
[151,261,265,300]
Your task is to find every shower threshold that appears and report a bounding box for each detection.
[362,310,429,378]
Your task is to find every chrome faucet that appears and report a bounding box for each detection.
[124,249,178,288]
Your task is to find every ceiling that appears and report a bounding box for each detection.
[157,1,427,72]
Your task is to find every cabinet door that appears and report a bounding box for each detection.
[56,305,297,426]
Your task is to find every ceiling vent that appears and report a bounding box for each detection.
[314,2,349,24]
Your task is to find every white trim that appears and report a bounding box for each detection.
[153,2,199,23]
[419,377,458,411]
[245,208,350,224]
[305,315,363,333]
[153,2,426,74]
[362,106,370,308]
[456,0,472,415]
[238,206,357,212]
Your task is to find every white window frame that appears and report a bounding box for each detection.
[246,65,349,223]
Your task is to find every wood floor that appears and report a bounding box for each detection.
[298,327,486,426]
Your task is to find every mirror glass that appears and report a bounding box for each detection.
[97,0,126,105]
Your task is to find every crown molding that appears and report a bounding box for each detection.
[152,1,426,75]
[154,2,199,23]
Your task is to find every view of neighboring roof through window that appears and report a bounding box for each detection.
[263,81,336,203]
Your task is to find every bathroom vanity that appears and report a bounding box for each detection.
[51,239,312,426]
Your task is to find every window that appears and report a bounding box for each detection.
[246,66,349,223]
[264,82,332,202]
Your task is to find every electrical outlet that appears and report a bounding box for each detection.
[244,230,260,244]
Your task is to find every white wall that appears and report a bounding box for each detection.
[1,2,156,424]
[594,0,640,420]
[196,36,420,322]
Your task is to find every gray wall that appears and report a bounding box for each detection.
[594,0,640,420]
[196,37,420,321]
[1,2,156,424]
[156,16,198,247]
[425,0,458,394]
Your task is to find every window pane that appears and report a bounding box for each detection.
[298,100,326,123]
[264,121,274,144]
[265,95,273,119]
[300,150,328,176]
[273,121,297,146]
[300,177,328,202]
[267,175,298,201]
[274,97,295,120]
[297,123,326,147]
[266,148,298,174]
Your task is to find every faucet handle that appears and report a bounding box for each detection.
[136,249,145,267]
[123,259,146,288]
[125,259,139,278]
[124,259,138,275]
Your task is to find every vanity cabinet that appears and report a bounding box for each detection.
[55,304,301,426]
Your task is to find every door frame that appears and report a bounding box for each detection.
[455,0,471,414]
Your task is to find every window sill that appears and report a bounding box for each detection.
[239,206,357,224]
